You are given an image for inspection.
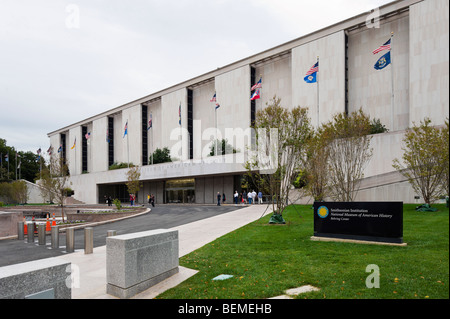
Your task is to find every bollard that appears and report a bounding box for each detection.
[18,221,24,240]
[27,222,35,243]
[84,227,93,254]
[51,226,59,249]
[38,224,46,245]
[107,230,117,237]
[66,227,75,253]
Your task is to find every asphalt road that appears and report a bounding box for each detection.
[0,204,244,267]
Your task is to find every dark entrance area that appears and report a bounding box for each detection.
[98,184,130,204]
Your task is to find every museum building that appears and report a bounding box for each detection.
[47,0,449,205]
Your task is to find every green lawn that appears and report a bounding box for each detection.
[157,204,449,299]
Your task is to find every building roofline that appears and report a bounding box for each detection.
[48,0,422,137]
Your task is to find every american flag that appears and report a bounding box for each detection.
[372,38,391,54]
[251,77,262,91]
[148,113,152,130]
[305,62,319,76]
[210,92,217,102]
[123,121,128,138]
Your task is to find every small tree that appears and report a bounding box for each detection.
[41,156,71,222]
[393,118,449,205]
[126,165,142,200]
[304,128,331,202]
[323,109,373,202]
[245,96,311,221]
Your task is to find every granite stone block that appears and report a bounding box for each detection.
[106,229,179,299]
[0,258,71,299]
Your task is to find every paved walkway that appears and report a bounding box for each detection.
[56,204,270,299]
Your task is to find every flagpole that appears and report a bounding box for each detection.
[179,102,182,161]
[127,121,130,168]
[317,56,320,128]
[390,32,395,131]
[151,113,154,165]
[75,139,77,175]
[215,105,218,157]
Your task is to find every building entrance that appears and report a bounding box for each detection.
[165,178,195,204]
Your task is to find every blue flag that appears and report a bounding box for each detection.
[304,62,318,83]
[304,72,317,83]
[374,51,391,70]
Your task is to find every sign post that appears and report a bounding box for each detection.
[313,202,404,244]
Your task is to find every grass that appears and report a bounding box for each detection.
[157,204,449,299]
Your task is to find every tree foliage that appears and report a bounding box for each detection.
[0,138,40,183]
[304,128,331,201]
[245,96,312,217]
[0,180,28,205]
[126,165,142,196]
[393,118,449,204]
[209,139,237,156]
[322,109,373,202]
[39,156,71,221]
[150,147,172,164]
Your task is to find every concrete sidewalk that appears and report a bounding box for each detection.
[57,204,270,299]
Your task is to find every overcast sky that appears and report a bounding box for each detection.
[0,0,393,154]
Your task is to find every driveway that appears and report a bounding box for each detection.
[0,204,245,267]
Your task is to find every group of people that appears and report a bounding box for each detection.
[219,190,264,205]
[235,190,263,205]
[217,190,264,206]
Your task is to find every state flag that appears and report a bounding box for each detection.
[374,51,391,70]
[304,62,318,83]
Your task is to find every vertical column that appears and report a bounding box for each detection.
[27,222,35,243]
[81,125,88,173]
[250,67,256,149]
[141,104,148,165]
[187,89,193,160]
[84,227,93,254]
[51,226,60,249]
[38,224,46,245]
[66,227,75,253]
[108,116,114,167]
[17,221,24,240]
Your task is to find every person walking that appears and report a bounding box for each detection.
[234,191,239,205]
[252,190,257,204]
[222,193,226,204]
[247,191,252,204]
[150,194,155,207]
[258,191,263,204]
[243,191,247,204]
[130,193,134,206]
[217,192,221,206]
